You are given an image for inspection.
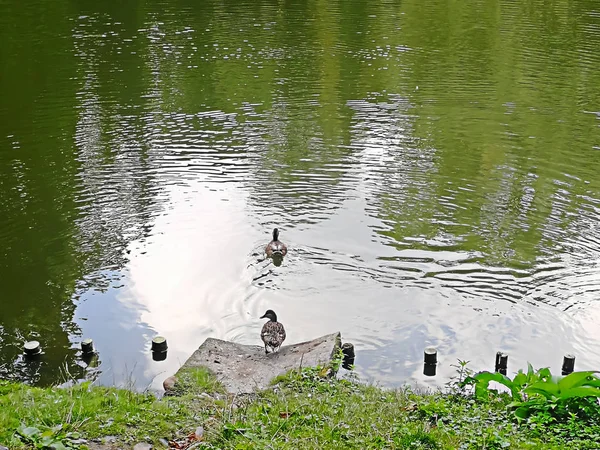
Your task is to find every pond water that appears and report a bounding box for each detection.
[1,0,600,391]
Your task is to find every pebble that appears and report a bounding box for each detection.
[0,445,9,450]
[133,443,152,450]
[163,376,177,392]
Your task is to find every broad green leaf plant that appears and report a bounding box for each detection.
[463,363,600,420]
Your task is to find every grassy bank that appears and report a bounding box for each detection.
[1,364,600,449]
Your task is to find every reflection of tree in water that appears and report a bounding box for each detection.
[244,99,357,225]
[205,2,366,224]
[353,0,600,272]
[0,0,84,385]
[71,4,167,286]
[0,0,164,385]
[126,0,362,224]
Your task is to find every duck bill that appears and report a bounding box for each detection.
[260,313,267,319]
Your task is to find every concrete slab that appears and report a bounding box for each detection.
[176,332,342,394]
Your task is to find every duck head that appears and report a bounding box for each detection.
[260,309,278,322]
[272,228,280,241]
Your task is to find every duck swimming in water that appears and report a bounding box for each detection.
[265,228,287,257]
[260,309,286,354]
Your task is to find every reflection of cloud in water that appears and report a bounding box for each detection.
[75,283,155,388]
[71,170,600,391]
[354,292,600,389]
[90,182,262,389]
[127,184,252,336]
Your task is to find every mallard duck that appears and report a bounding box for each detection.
[260,309,286,354]
[265,228,287,257]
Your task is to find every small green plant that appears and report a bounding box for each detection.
[16,425,85,450]
[446,359,474,395]
[331,346,345,373]
[464,364,600,420]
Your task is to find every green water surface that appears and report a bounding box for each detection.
[1,0,600,388]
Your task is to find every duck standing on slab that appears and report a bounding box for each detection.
[265,228,287,257]
[260,309,286,354]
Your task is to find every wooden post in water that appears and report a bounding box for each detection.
[423,347,437,377]
[152,336,168,361]
[341,343,355,370]
[561,354,575,375]
[151,336,168,352]
[81,338,94,355]
[24,341,41,355]
[23,341,42,360]
[495,351,508,375]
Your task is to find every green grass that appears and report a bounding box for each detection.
[209,366,600,449]
[0,367,222,449]
[170,366,227,397]
[1,365,600,449]
[210,368,538,449]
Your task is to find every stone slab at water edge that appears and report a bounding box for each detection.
[173,332,342,394]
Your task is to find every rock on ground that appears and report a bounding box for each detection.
[177,332,342,394]
[132,443,152,450]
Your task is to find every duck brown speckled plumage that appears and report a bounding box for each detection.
[265,228,287,257]
[260,309,286,354]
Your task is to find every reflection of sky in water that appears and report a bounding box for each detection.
[75,285,155,388]
[75,184,252,390]
[73,178,600,391]
[66,98,600,390]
